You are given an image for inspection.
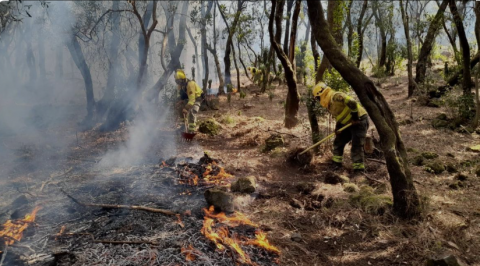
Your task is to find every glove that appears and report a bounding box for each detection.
[182,108,188,115]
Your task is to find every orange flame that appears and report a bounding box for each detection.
[203,162,233,185]
[181,244,199,262]
[161,161,167,167]
[201,206,280,265]
[244,230,280,254]
[55,225,66,240]
[204,206,257,227]
[0,206,41,246]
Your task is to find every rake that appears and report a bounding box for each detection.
[181,114,196,142]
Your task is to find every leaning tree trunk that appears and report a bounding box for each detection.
[186,27,200,81]
[237,40,250,80]
[307,0,421,219]
[475,2,480,54]
[66,35,95,123]
[400,0,418,98]
[270,0,299,128]
[317,0,343,81]
[288,0,301,69]
[415,0,448,87]
[201,1,214,89]
[449,0,472,94]
[356,0,368,68]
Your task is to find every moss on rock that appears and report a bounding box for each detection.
[349,186,392,215]
[264,134,284,152]
[422,152,439,159]
[424,160,445,174]
[199,119,221,136]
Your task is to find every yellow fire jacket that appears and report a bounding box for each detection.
[179,80,203,106]
[319,87,367,125]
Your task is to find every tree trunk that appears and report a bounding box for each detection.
[317,0,343,81]
[356,0,368,68]
[475,2,480,54]
[186,27,200,81]
[150,1,189,94]
[98,1,122,117]
[415,0,448,86]
[202,1,214,89]
[446,53,480,87]
[372,3,386,68]
[237,40,250,80]
[138,1,154,69]
[66,35,95,123]
[346,0,354,58]
[307,1,421,219]
[473,67,480,129]
[231,40,241,92]
[270,0,299,128]
[449,0,472,94]
[283,0,295,55]
[219,0,243,92]
[209,3,225,95]
[311,27,320,81]
[288,0,301,68]
[400,0,418,98]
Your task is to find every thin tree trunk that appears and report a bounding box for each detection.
[415,0,448,86]
[473,67,480,129]
[400,0,418,98]
[231,40,241,92]
[186,27,200,81]
[475,2,480,54]
[307,1,421,219]
[449,0,472,93]
[202,1,214,89]
[283,0,294,54]
[270,0,299,128]
[288,0,301,68]
[66,35,95,122]
[138,1,154,68]
[317,0,343,81]
[209,3,225,95]
[237,41,250,79]
[218,0,243,92]
[346,0,354,58]
[311,27,320,81]
[372,3,386,68]
[356,0,369,68]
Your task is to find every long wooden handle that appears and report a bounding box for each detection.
[184,114,188,131]
[299,123,352,155]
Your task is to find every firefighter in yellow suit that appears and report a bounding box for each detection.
[312,82,369,174]
[175,69,203,133]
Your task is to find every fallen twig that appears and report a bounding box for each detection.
[60,188,176,216]
[0,246,7,266]
[366,158,386,165]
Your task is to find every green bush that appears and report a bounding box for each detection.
[324,68,350,92]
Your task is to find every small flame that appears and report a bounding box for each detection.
[181,244,200,262]
[204,206,257,227]
[244,230,280,254]
[0,206,41,246]
[203,162,233,185]
[161,161,168,167]
[55,225,66,240]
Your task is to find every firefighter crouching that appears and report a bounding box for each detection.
[175,69,203,133]
[312,82,369,175]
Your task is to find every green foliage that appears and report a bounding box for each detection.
[268,91,275,102]
[324,69,350,92]
[239,91,246,99]
[444,89,476,121]
[222,115,235,125]
[227,92,232,104]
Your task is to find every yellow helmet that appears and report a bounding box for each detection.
[175,69,186,80]
[312,82,327,98]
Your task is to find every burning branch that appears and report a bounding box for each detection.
[60,189,177,216]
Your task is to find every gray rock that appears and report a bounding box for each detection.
[264,134,284,152]
[204,189,234,213]
[291,232,302,242]
[231,176,256,194]
[425,255,466,266]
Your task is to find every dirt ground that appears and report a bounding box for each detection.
[1,66,480,266]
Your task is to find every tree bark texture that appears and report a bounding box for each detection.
[415,0,448,87]
[400,0,418,98]
[307,1,421,219]
[283,0,295,55]
[201,1,214,89]
[346,0,354,59]
[356,0,368,68]
[270,0,299,129]
[372,2,386,68]
[449,0,472,93]
[288,0,301,68]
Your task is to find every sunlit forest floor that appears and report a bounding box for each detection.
[1,64,480,265]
